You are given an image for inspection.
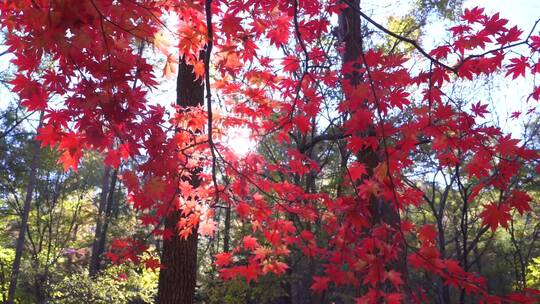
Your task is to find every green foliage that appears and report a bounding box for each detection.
[414,0,464,20]
[527,257,540,289]
[0,246,14,302]
[199,275,286,304]
[50,265,158,304]
[382,15,421,53]
[376,0,463,54]
[0,104,154,303]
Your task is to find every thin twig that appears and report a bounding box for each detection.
[204,0,219,204]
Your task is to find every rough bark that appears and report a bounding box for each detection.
[156,56,204,304]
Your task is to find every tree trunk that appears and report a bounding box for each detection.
[223,204,231,253]
[156,54,204,303]
[90,166,118,276]
[339,0,407,293]
[89,165,111,276]
[157,212,199,304]
[6,112,44,304]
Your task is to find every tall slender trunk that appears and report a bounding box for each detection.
[223,205,231,253]
[156,54,204,303]
[97,169,117,258]
[89,166,111,276]
[340,0,404,232]
[90,167,118,276]
[6,112,44,304]
[339,0,407,294]
[437,185,451,303]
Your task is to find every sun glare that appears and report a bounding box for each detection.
[225,126,256,156]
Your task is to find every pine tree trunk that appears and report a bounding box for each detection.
[156,55,204,303]
[6,112,44,304]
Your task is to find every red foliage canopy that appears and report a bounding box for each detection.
[2,0,540,302]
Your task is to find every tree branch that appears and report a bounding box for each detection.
[204,0,218,203]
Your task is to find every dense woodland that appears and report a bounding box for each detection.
[1,0,540,303]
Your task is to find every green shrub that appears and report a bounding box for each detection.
[50,265,157,304]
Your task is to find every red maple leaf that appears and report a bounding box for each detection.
[221,14,243,37]
[199,221,217,237]
[267,16,290,47]
[429,45,452,59]
[497,26,522,45]
[262,261,288,275]
[243,235,259,251]
[214,252,232,267]
[508,190,532,215]
[144,257,161,270]
[481,13,508,35]
[139,214,157,225]
[480,203,511,232]
[470,101,489,118]
[35,124,61,148]
[389,89,410,109]
[531,35,540,51]
[386,270,404,287]
[418,224,438,244]
[236,202,251,218]
[529,86,540,101]
[58,148,82,172]
[282,55,300,74]
[506,56,528,79]
[238,264,259,283]
[462,7,484,24]
[348,162,367,181]
[310,276,330,293]
[384,293,403,304]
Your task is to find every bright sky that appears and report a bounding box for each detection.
[464,0,540,137]
[362,0,540,139]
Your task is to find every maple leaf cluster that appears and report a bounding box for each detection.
[2,0,540,302]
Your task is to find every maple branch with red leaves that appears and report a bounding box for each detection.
[341,0,457,72]
[454,18,540,70]
[3,1,540,302]
[292,0,309,69]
